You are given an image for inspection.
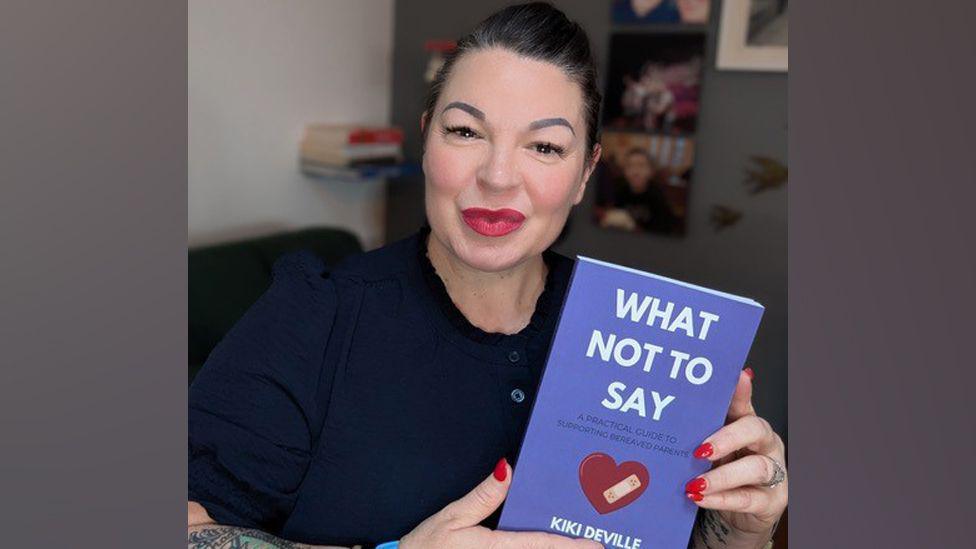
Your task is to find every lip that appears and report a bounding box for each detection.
[461,207,526,237]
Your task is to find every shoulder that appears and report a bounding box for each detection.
[265,231,420,316]
[264,249,339,311]
[268,232,413,292]
[267,229,420,312]
[329,231,419,283]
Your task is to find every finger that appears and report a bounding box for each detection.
[687,454,782,494]
[495,530,603,549]
[695,415,780,462]
[713,370,755,468]
[441,458,510,527]
[726,368,755,421]
[688,485,777,516]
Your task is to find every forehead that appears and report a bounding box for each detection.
[439,48,584,126]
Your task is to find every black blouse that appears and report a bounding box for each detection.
[188,226,575,546]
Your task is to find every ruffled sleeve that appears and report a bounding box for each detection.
[188,250,338,532]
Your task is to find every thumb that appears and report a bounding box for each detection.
[442,458,511,527]
[727,367,756,421]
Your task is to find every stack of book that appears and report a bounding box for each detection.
[300,124,404,171]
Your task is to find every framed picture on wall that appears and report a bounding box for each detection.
[717,0,788,72]
[602,33,706,134]
[611,0,710,25]
[592,131,695,236]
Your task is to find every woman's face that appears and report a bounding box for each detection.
[422,48,600,273]
[623,153,654,193]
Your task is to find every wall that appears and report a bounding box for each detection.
[189,0,394,249]
[386,0,788,440]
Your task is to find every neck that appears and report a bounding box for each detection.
[426,232,547,335]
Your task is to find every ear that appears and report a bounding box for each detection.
[573,144,602,205]
[420,112,429,155]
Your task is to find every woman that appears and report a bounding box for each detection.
[188,4,787,548]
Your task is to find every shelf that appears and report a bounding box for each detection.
[301,161,421,182]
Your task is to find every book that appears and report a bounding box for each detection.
[302,124,403,146]
[299,160,418,181]
[498,257,764,549]
[299,141,403,166]
[299,124,404,168]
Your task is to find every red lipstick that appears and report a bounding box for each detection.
[461,207,526,237]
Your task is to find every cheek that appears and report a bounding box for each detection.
[424,141,476,197]
[525,165,581,215]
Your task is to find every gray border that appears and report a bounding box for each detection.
[792,0,976,546]
[4,0,976,547]
[0,1,186,546]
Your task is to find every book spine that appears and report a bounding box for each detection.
[301,142,402,159]
[301,155,403,168]
[300,146,403,166]
[347,128,403,144]
[304,127,404,145]
[301,160,408,180]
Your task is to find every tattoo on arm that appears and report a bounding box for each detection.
[188,525,314,548]
[688,509,730,549]
[688,509,779,549]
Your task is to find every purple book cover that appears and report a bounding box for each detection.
[498,257,764,548]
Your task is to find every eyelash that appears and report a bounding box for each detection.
[443,125,479,140]
[442,125,567,158]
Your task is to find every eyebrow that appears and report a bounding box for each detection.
[528,117,576,135]
[441,101,576,136]
[442,101,485,120]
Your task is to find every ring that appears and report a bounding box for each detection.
[761,456,786,488]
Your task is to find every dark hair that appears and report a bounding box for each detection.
[422,2,602,163]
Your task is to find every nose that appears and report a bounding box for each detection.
[476,144,521,194]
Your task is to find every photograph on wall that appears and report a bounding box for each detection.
[747,0,788,46]
[593,131,695,236]
[717,0,788,71]
[602,33,706,135]
[611,0,711,25]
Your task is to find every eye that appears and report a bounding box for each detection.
[533,142,566,157]
[443,125,480,139]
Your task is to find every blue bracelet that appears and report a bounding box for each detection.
[375,542,399,549]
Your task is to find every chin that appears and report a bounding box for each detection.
[444,223,542,273]
[458,234,530,272]
[458,245,526,272]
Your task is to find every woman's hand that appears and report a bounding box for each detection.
[400,459,601,549]
[685,368,788,547]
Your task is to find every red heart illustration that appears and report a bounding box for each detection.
[578,452,650,514]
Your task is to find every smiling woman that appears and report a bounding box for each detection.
[187,3,785,549]
[421,46,601,318]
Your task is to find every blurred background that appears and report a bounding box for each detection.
[189,0,786,540]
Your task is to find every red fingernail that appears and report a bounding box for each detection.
[744,367,755,380]
[687,492,704,502]
[493,458,508,481]
[685,477,707,493]
[693,442,714,459]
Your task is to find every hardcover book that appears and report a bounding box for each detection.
[302,124,404,145]
[498,257,764,548]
